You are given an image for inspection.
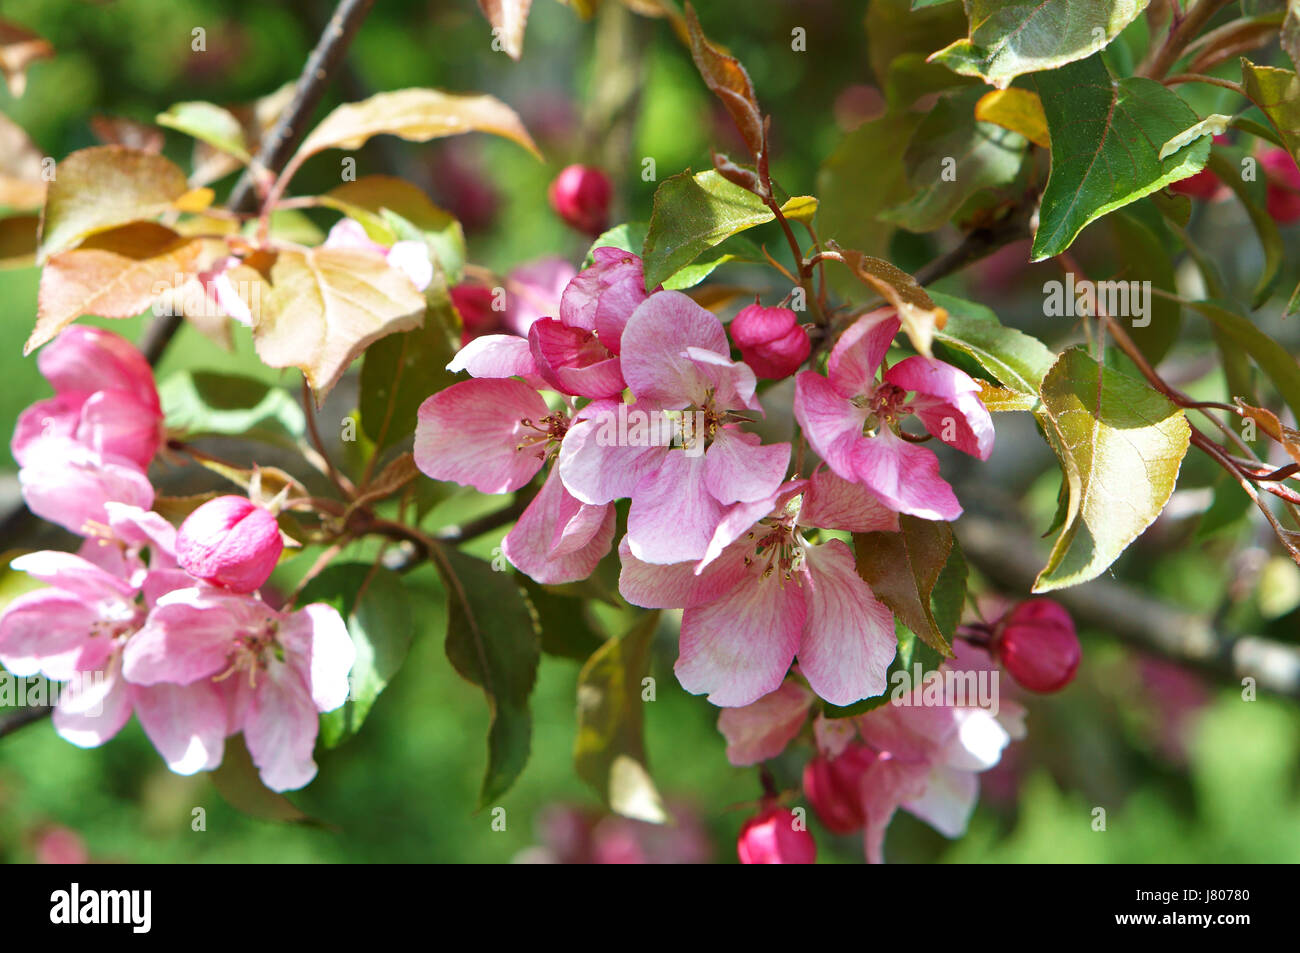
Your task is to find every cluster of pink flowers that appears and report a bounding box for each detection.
[416,247,995,711]
[2,328,353,791]
[725,644,1025,864]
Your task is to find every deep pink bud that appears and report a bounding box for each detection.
[802,743,878,834]
[1261,148,1300,224]
[548,164,612,237]
[176,496,284,593]
[729,304,811,379]
[992,598,1080,693]
[1169,167,1221,200]
[451,284,501,344]
[737,803,816,864]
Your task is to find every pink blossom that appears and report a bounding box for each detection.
[794,308,994,520]
[414,357,615,585]
[18,439,154,536]
[12,326,163,469]
[1260,147,1300,223]
[548,164,612,236]
[0,513,228,775]
[176,495,284,593]
[526,247,649,399]
[559,290,792,565]
[122,587,354,791]
[800,644,1024,863]
[736,803,816,864]
[323,217,433,291]
[717,678,813,765]
[618,476,897,707]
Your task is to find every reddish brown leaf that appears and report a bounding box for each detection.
[684,3,765,160]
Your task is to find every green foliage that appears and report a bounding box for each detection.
[158,369,305,451]
[1032,55,1210,259]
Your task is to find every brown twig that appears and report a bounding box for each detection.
[1139,0,1236,80]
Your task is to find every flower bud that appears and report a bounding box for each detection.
[736,804,816,864]
[1260,147,1300,224]
[176,496,284,593]
[802,744,877,834]
[992,598,1080,693]
[729,304,810,379]
[548,164,612,236]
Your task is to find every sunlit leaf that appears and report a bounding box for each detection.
[930,0,1149,88]
[975,87,1050,148]
[156,101,251,162]
[1031,54,1209,260]
[476,0,533,61]
[251,246,426,399]
[37,146,190,263]
[31,223,201,352]
[295,88,542,165]
[1033,348,1190,592]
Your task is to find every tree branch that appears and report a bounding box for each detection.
[138,0,377,365]
[957,513,1300,700]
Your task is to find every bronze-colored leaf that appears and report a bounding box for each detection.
[31,223,202,352]
[829,242,947,356]
[476,0,533,60]
[684,3,764,160]
[0,19,53,97]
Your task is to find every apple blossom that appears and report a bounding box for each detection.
[122,587,355,792]
[560,290,792,565]
[794,307,994,521]
[619,473,898,707]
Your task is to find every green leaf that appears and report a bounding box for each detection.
[1205,148,1282,308]
[881,87,1027,232]
[156,101,251,161]
[436,545,540,806]
[585,222,647,264]
[1107,211,1180,366]
[854,515,957,657]
[1031,55,1209,260]
[931,0,1149,88]
[817,113,921,291]
[1033,348,1190,591]
[359,300,460,451]
[930,289,1055,400]
[300,564,414,748]
[159,370,305,451]
[1241,59,1300,164]
[1187,301,1300,423]
[640,169,814,291]
[574,611,667,823]
[523,579,608,661]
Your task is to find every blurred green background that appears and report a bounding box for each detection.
[2,0,1299,863]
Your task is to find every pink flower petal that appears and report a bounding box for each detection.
[827,309,899,399]
[447,333,540,380]
[528,317,625,398]
[884,355,994,459]
[619,291,730,406]
[52,661,134,748]
[903,764,978,838]
[556,409,670,504]
[675,571,806,707]
[850,428,962,521]
[704,428,790,504]
[241,662,321,791]
[717,679,814,766]
[280,602,355,713]
[796,539,896,706]
[502,467,616,584]
[799,467,900,532]
[793,371,867,478]
[860,757,930,864]
[122,587,247,686]
[0,590,118,680]
[626,450,726,564]
[618,536,749,608]
[19,442,154,536]
[38,326,159,412]
[414,378,551,494]
[133,680,228,774]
